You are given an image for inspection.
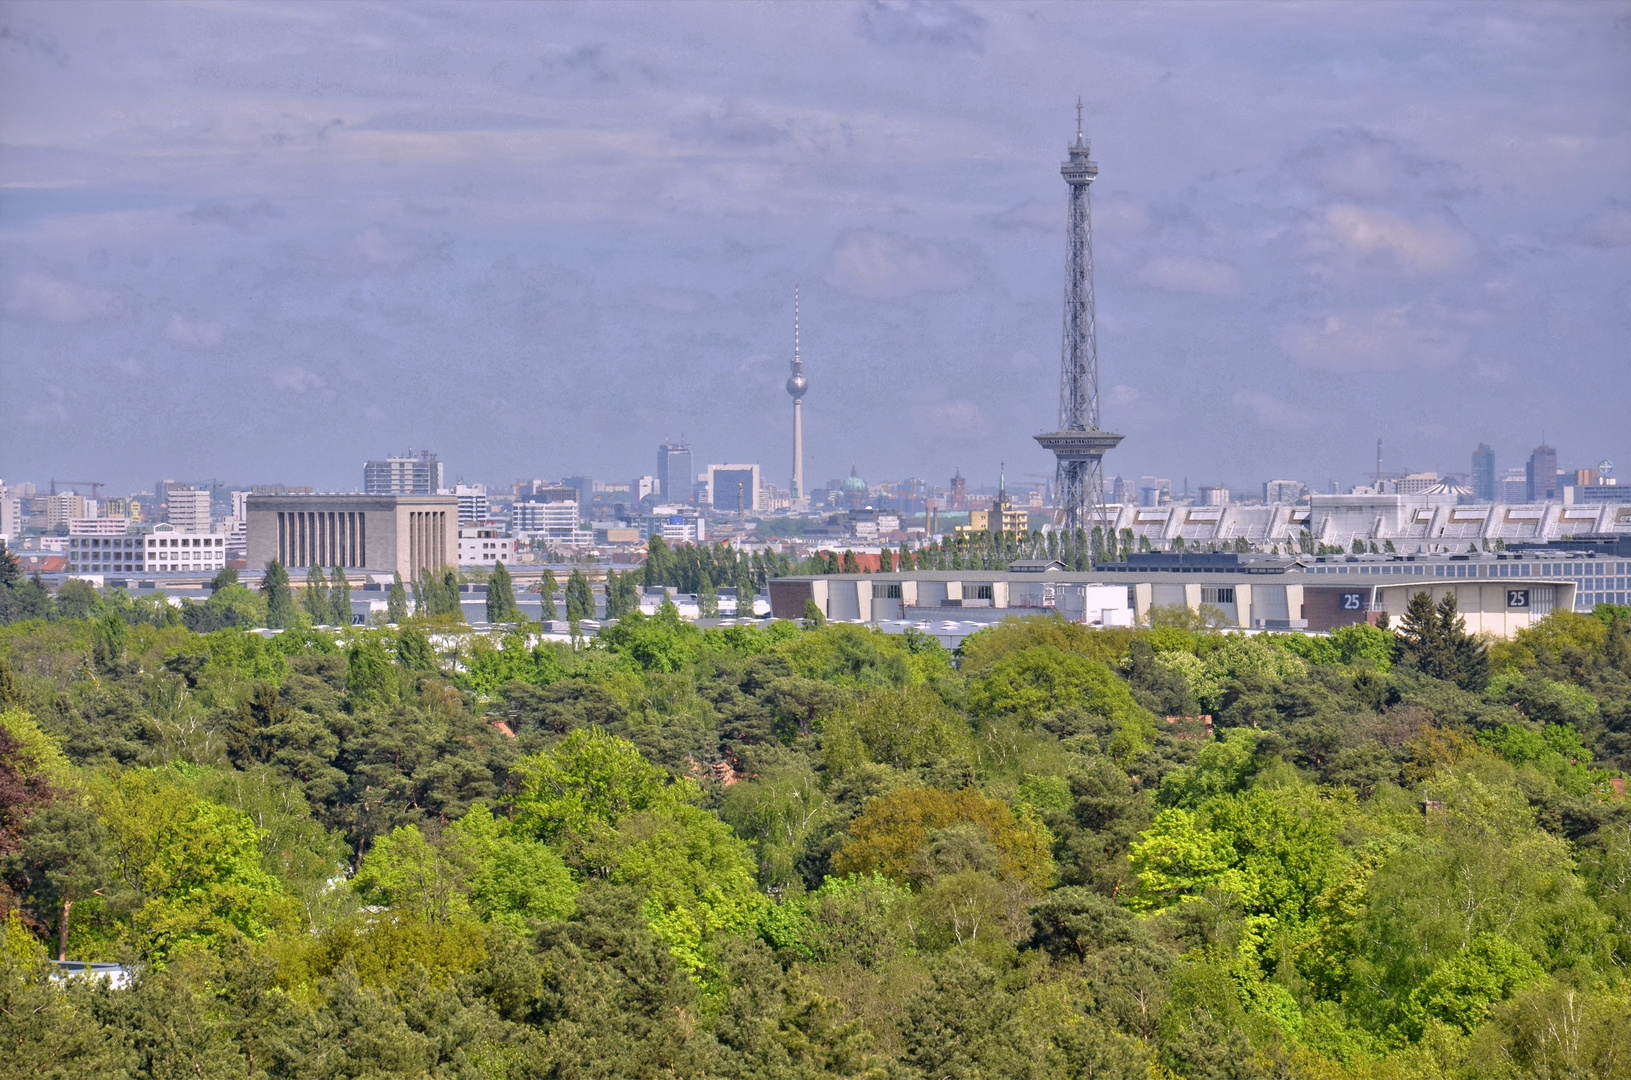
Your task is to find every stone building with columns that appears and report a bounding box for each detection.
[246,493,458,580]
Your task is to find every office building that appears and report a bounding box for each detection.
[453,483,489,524]
[1263,480,1305,504]
[657,443,693,503]
[165,487,212,532]
[1472,444,1496,502]
[364,451,444,495]
[512,488,588,545]
[1499,468,1528,503]
[634,475,659,502]
[1527,444,1559,503]
[37,493,87,530]
[458,526,515,567]
[67,522,228,576]
[644,505,707,545]
[1197,486,1229,507]
[246,493,458,579]
[707,463,762,513]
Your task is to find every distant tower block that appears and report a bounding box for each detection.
[1035,99,1123,537]
[786,286,808,501]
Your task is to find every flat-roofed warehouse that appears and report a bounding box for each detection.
[246,493,458,579]
[768,550,1604,639]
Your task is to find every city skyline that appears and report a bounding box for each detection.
[2,3,1628,494]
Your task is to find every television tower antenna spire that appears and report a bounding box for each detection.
[1035,101,1122,543]
[786,285,808,501]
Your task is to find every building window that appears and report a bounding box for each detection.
[970,584,994,601]
[1201,587,1236,605]
[873,583,902,599]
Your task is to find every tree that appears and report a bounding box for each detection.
[697,571,719,618]
[644,535,675,588]
[486,561,518,623]
[1398,591,1489,690]
[303,565,330,624]
[386,571,408,623]
[209,567,239,591]
[539,568,559,621]
[604,568,639,620]
[833,786,1054,891]
[329,565,352,627]
[15,800,112,960]
[511,728,698,841]
[566,568,594,622]
[803,597,825,628]
[260,560,298,629]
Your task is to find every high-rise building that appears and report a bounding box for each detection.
[562,476,595,505]
[657,443,692,503]
[364,451,444,495]
[164,488,212,532]
[786,287,808,501]
[1263,480,1305,504]
[1500,468,1528,503]
[1034,100,1123,533]
[453,483,489,524]
[707,464,762,513]
[1526,443,1558,503]
[1472,444,1496,502]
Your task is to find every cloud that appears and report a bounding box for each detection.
[186,200,283,229]
[1276,306,1465,372]
[824,229,975,299]
[991,197,1058,233]
[1321,204,1471,273]
[858,1,985,51]
[5,271,123,323]
[929,399,983,427]
[355,225,445,268]
[1232,390,1318,433]
[1286,129,1466,201]
[165,314,223,347]
[1553,200,1631,249]
[272,366,326,393]
[1135,255,1241,296]
[644,290,700,315]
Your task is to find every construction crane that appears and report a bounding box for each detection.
[49,480,107,498]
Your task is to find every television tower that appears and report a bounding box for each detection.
[1034,100,1122,538]
[786,286,808,501]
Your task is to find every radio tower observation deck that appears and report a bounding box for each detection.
[786,286,808,502]
[1034,100,1122,539]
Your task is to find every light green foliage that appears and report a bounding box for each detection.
[92,768,296,957]
[594,805,767,974]
[386,571,409,623]
[595,603,704,672]
[774,622,940,686]
[485,561,519,623]
[565,568,594,622]
[345,634,395,705]
[967,646,1152,754]
[820,684,971,775]
[719,756,831,887]
[352,822,471,924]
[1156,727,1276,809]
[1270,623,1395,671]
[1478,721,1603,795]
[1156,633,1307,711]
[1403,932,1543,1035]
[957,614,1132,676]
[461,632,560,696]
[511,727,699,840]
[0,707,73,789]
[445,802,576,928]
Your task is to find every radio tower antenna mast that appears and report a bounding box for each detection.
[786,285,808,502]
[1035,99,1122,546]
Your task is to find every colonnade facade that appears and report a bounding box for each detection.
[276,510,367,569]
[406,510,449,579]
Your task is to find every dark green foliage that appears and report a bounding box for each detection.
[260,559,298,629]
[486,561,519,624]
[386,571,409,624]
[1398,590,1490,690]
[565,568,594,622]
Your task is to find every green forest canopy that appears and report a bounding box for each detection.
[2,571,1631,1078]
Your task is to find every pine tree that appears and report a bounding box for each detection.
[486,561,518,623]
[387,572,409,623]
[330,565,352,626]
[539,568,559,621]
[261,559,298,629]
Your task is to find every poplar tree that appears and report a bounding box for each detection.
[486,561,518,623]
[565,568,594,622]
[697,571,719,619]
[260,559,298,629]
[387,572,408,623]
[441,568,466,622]
[303,565,329,623]
[330,565,352,626]
[540,569,559,621]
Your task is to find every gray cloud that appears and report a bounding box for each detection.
[858,1,985,52]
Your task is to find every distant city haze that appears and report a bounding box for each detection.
[2,1,1627,495]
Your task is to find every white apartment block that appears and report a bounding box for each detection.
[69,518,132,535]
[67,523,228,575]
[512,498,589,545]
[454,484,490,523]
[458,526,515,566]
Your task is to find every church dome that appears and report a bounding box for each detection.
[839,466,867,494]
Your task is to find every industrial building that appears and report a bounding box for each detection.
[246,493,458,579]
[766,547,1616,639]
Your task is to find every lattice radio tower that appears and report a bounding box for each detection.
[1034,100,1122,541]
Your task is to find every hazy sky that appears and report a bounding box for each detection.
[2,1,1628,498]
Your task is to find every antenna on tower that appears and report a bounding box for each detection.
[794,284,800,361]
[1075,97,1084,143]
